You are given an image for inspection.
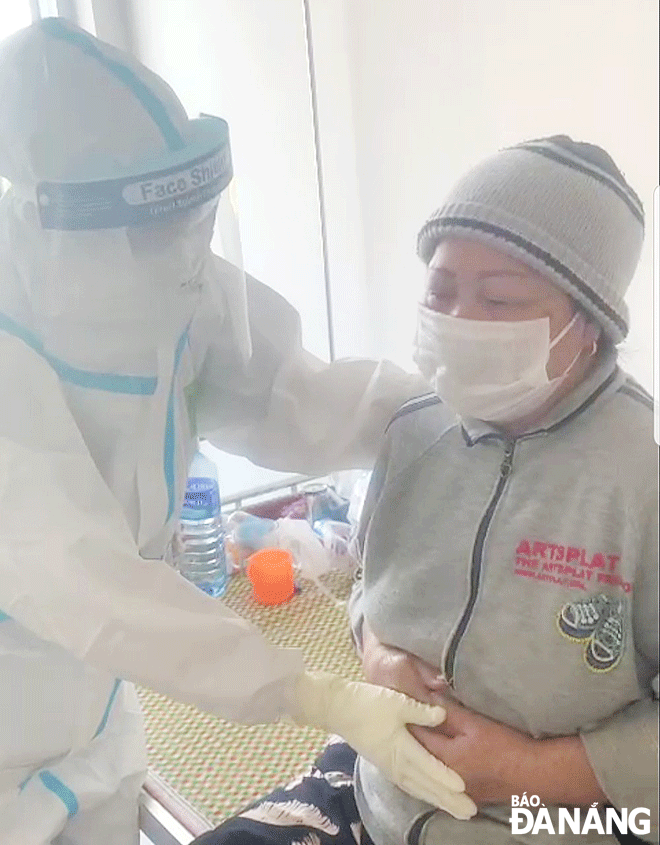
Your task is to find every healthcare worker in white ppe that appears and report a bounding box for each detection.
[0,18,475,845]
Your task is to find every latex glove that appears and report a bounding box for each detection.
[287,670,477,819]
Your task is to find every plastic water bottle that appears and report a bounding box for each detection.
[177,450,228,597]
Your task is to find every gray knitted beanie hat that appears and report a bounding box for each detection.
[416,136,644,343]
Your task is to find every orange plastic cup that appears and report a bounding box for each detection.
[246,548,295,606]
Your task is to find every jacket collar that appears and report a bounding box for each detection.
[460,348,623,446]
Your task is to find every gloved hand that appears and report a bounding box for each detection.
[287,670,477,819]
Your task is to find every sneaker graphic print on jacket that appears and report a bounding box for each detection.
[557,594,626,672]
[585,604,626,672]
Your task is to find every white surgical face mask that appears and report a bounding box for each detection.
[412,304,583,424]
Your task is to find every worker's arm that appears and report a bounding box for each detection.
[0,333,475,814]
[192,258,429,474]
[0,332,304,724]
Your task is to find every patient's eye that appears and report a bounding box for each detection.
[481,277,536,307]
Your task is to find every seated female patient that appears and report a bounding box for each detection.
[193,135,658,845]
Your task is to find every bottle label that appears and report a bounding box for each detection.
[182,476,220,520]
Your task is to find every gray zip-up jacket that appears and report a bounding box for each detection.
[348,349,658,845]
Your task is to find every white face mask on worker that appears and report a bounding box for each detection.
[412,305,582,424]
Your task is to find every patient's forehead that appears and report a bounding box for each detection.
[428,237,564,299]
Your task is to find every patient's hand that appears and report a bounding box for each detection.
[361,620,450,707]
[361,622,607,808]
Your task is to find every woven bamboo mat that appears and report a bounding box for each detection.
[136,571,361,827]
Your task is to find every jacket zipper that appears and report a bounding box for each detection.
[444,440,515,686]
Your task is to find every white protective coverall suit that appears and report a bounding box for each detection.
[0,18,475,845]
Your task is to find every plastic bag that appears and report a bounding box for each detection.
[313,519,358,575]
[274,517,341,604]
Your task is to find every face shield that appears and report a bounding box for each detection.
[0,18,254,377]
[37,112,243,272]
[6,114,249,372]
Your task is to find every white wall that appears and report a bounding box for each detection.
[306,0,374,359]
[335,0,658,391]
[0,1,33,40]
